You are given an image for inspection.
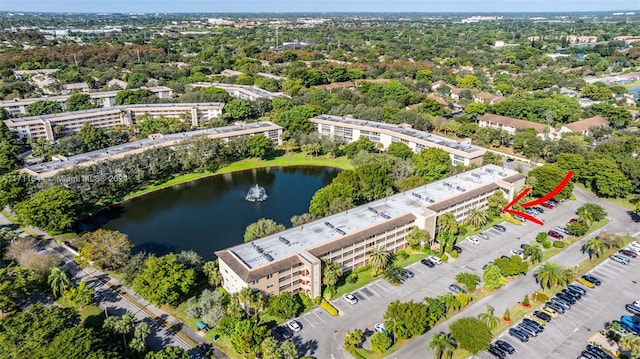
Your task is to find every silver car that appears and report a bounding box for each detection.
[610,254,630,265]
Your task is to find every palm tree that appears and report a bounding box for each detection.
[322,259,343,289]
[438,293,458,314]
[48,267,73,298]
[429,332,457,359]
[437,212,459,236]
[524,244,544,264]
[249,291,265,316]
[478,304,500,333]
[386,317,408,342]
[280,341,298,359]
[583,238,604,261]
[134,322,151,341]
[467,207,488,228]
[535,263,571,291]
[368,246,391,274]
[237,287,254,314]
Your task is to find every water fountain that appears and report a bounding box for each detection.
[245,184,268,202]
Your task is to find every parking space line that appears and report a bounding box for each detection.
[302,314,317,328]
[312,309,326,323]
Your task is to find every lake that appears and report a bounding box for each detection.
[87,166,340,259]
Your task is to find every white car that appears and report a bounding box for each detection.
[510,249,524,258]
[629,241,640,250]
[428,255,443,265]
[466,237,480,246]
[374,323,387,333]
[343,294,358,305]
[287,320,302,332]
[634,300,640,307]
[626,246,640,255]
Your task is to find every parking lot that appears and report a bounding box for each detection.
[477,252,640,359]
[292,197,588,359]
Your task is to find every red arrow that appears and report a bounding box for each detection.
[502,171,574,226]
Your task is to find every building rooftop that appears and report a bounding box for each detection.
[25,121,277,176]
[479,113,547,133]
[190,82,286,100]
[313,114,484,154]
[218,164,519,270]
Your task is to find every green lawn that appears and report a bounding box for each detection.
[123,153,353,200]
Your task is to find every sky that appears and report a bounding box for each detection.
[1,0,638,13]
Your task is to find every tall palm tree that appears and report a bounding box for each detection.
[478,304,500,333]
[280,341,298,359]
[583,238,604,261]
[385,317,408,342]
[437,212,459,236]
[467,207,488,228]
[535,263,570,291]
[322,259,343,289]
[438,293,458,314]
[237,287,254,314]
[368,246,391,274]
[429,332,457,359]
[48,267,73,298]
[134,322,151,341]
[524,244,544,264]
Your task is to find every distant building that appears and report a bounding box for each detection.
[61,82,90,95]
[107,79,128,90]
[478,113,547,137]
[474,92,505,105]
[311,115,486,166]
[22,121,282,179]
[315,81,355,92]
[431,81,462,101]
[189,82,288,101]
[558,116,609,136]
[216,164,525,298]
[274,40,313,51]
[4,102,224,141]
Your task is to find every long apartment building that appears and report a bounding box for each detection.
[0,86,173,117]
[22,121,283,178]
[189,82,289,101]
[216,164,525,298]
[310,115,486,166]
[3,103,224,140]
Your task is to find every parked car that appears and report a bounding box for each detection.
[482,262,494,270]
[619,249,637,258]
[506,158,514,162]
[581,275,601,286]
[466,236,480,245]
[547,230,564,240]
[510,249,524,258]
[569,218,578,223]
[428,255,443,265]
[540,202,554,209]
[517,323,540,336]
[493,224,507,232]
[567,284,587,295]
[287,320,302,332]
[508,328,529,342]
[374,323,386,333]
[633,300,640,307]
[525,209,538,217]
[521,243,532,251]
[556,292,577,305]
[402,269,415,279]
[585,344,613,359]
[494,340,515,354]
[545,302,565,314]
[421,258,435,267]
[626,246,640,255]
[533,310,552,322]
[513,215,526,222]
[610,254,630,265]
[343,294,358,305]
[550,297,572,310]
[522,318,545,332]
[476,232,490,240]
[629,241,640,250]
[580,350,601,359]
[543,303,563,315]
[273,326,293,340]
[626,303,640,315]
[555,226,570,235]
[449,284,467,294]
[544,201,556,208]
[488,344,507,359]
[532,207,545,214]
[453,245,463,253]
[564,287,583,299]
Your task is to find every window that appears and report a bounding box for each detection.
[334,126,353,141]
[321,124,331,134]
[267,283,274,289]
[266,274,273,279]
[251,279,259,285]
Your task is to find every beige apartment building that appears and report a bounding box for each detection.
[4,103,224,140]
[216,164,525,299]
[310,115,486,166]
[0,86,173,117]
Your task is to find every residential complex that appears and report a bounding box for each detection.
[216,164,525,298]
[3,102,224,140]
[0,86,173,117]
[310,115,486,166]
[478,113,611,139]
[189,82,288,101]
[22,121,283,178]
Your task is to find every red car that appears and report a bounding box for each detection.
[547,230,564,240]
[619,249,638,258]
[540,202,554,209]
[569,218,577,223]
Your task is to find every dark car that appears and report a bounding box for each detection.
[453,245,463,254]
[521,243,532,251]
[556,293,576,305]
[619,249,638,258]
[506,158,514,162]
[581,350,601,359]
[562,288,583,300]
[449,284,467,294]
[533,310,552,322]
[582,275,601,286]
[420,258,435,267]
[522,318,545,332]
[482,261,494,270]
[494,340,515,354]
[508,328,529,342]
[488,345,507,359]
[493,224,507,232]
[586,344,613,359]
[545,302,565,314]
[273,326,293,340]
[550,297,571,310]
[517,322,540,336]
[567,284,587,295]
[541,202,554,209]
[547,230,564,240]
[532,207,545,214]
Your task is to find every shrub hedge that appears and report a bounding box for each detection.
[321,299,339,316]
[553,241,565,248]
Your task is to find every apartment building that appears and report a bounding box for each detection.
[22,121,283,178]
[310,115,486,166]
[4,103,224,141]
[0,86,173,117]
[216,164,525,298]
[189,82,288,101]
[478,113,547,138]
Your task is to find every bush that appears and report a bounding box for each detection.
[320,299,339,316]
[536,232,548,243]
[441,253,449,263]
[553,241,565,248]
[314,296,322,305]
[346,272,358,284]
[533,291,549,302]
[522,294,530,307]
[395,249,409,260]
[298,292,314,309]
[450,317,492,354]
[370,332,392,353]
[503,308,511,321]
[450,250,459,258]
[543,240,552,249]
[456,272,481,292]
[323,287,335,300]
